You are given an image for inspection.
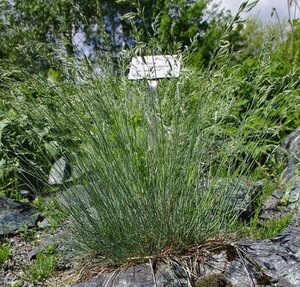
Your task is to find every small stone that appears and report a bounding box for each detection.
[19,190,31,197]
[272,189,284,199]
[37,218,51,229]
[28,237,56,259]
[263,194,279,210]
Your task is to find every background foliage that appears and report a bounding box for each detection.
[1,0,300,264]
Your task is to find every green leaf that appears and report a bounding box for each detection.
[47,68,60,83]
[44,141,60,158]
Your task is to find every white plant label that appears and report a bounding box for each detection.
[128,55,181,80]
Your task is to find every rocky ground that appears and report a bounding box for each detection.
[1,128,300,286]
[0,215,76,287]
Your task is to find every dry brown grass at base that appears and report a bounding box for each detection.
[46,234,239,287]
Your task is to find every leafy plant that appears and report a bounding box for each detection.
[0,244,10,265]
[33,196,66,228]
[245,210,294,240]
[23,245,57,283]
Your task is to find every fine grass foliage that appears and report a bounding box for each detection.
[17,46,297,264]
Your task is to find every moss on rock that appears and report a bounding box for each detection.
[195,274,231,287]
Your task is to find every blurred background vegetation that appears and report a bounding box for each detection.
[0,0,300,206]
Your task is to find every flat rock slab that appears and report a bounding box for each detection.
[72,225,300,287]
[0,196,40,235]
[72,264,187,287]
[238,226,300,286]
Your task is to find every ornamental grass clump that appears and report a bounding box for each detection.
[8,45,299,264]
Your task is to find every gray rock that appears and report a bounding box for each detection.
[263,191,280,210]
[211,178,261,219]
[72,265,153,287]
[281,165,298,185]
[258,189,292,225]
[239,226,300,286]
[0,196,40,235]
[285,184,300,207]
[28,237,56,259]
[280,164,300,205]
[37,218,51,229]
[282,126,300,164]
[232,179,261,219]
[72,263,189,287]
[279,128,300,213]
[272,189,284,199]
[48,157,71,185]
